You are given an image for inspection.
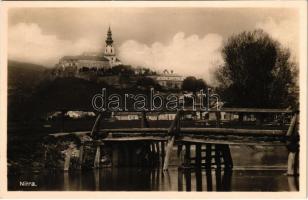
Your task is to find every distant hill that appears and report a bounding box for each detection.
[8,60,48,92]
[7,60,109,121]
[8,60,50,121]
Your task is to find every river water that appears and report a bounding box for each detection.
[8,167,298,191]
[8,145,299,191]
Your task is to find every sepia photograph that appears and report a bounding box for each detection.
[0,1,307,198]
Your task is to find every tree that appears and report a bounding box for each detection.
[182,76,207,92]
[215,29,298,109]
[136,77,161,90]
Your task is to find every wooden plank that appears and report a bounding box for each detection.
[183,107,293,113]
[180,128,285,136]
[100,128,168,133]
[50,131,89,137]
[102,136,167,141]
[180,136,285,146]
[99,127,285,136]
[90,113,102,137]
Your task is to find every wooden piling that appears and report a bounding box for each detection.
[163,137,175,170]
[141,111,149,128]
[94,145,101,168]
[78,142,84,170]
[286,113,299,176]
[155,142,160,166]
[94,169,100,190]
[205,144,212,170]
[214,145,222,170]
[178,169,183,191]
[61,110,65,132]
[222,168,233,191]
[163,110,181,171]
[112,144,119,167]
[184,169,191,191]
[161,141,165,167]
[205,168,213,191]
[287,152,298,176]
[195,168,202,191]
[64,147,72,171]
[184,144,191,168]
[221,144,233,168]
[195,144,202,168]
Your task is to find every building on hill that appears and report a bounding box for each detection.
[148,69,184,89]
[54,26,121,77]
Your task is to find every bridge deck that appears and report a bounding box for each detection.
[49,126,287,146]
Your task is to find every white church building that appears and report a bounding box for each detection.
[56,26,121,73]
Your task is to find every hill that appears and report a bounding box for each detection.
[8,60,48,92]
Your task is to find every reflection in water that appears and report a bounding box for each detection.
[178,168,232,192]
[8,167,298,191]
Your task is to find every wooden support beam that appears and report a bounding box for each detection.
[178,169,183,191]
[286,113,299,176]
[214,145,222,170]
[163,110,181,171]
[222,168,233,191]
[184,170,191,191]
[221,144,233,169]
[163,137,175,170]
[215,111,221,128]
[177,144,183,157]
[195,168,202,191]
[141,111,149,128]
[94,145,101,168]
[94,169,100,190]
[91,113,102,137]
[195,144,202,168]
[286,113,298,137]
[61,110,65,132]
[77,142,84,170]
[161,141,165,167]
[64,146,73,171]
[184,144,191,168]
[215,169,222,191]
[205,168,213,191]
[155,142,160,166]
[205,144,212,170]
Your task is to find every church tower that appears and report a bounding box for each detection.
[104,26,117,65]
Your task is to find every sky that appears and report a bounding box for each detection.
[8,7,299,83]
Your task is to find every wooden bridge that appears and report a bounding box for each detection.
[48,108,299,176]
